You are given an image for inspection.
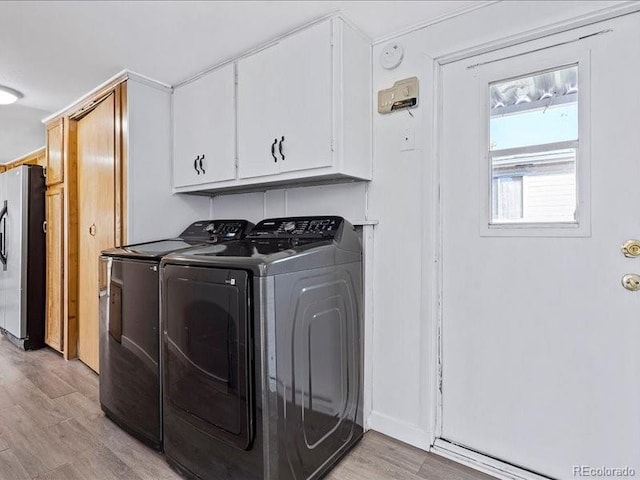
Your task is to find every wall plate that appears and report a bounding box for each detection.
[380,43,404,70]
[377,77,419,114]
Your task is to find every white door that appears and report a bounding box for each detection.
[276,20,334,174]
[237,43,282,179]
[439,15,640,480]
[173,63,236,188]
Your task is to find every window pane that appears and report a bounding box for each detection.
[491,148,577,224]
[490,66,578,151]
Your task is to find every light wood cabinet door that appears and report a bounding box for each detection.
[77,93,117,373]
[46,120,64,185]
[45,185,64,352]
[173,63,236,188]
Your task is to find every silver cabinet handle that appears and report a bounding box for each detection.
[42,221,47,234]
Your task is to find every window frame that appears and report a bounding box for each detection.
[478,45,591,237]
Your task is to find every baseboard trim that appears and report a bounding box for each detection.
[367,411,430,450]
[431,439,553,480]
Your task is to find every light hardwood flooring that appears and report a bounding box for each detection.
[0,336,496,480]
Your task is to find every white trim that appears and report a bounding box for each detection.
[361,223,375,431]
[4,145,45,165]
[367,411,430,450]
[428,49,445,446]
[372,1,499,45]
[432,440,553,480]
[41,69,171,123]
[436,1,640,65]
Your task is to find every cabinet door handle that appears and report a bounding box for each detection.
[199,155,205,175]
[194,156,201,175]
[42,221,47,234]
[278,136,285,161]
[271,139,278,163]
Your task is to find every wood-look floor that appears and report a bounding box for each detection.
[0,336,496,480]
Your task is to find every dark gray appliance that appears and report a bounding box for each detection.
[160,216,363,480]
[0,165,45,350]
[98,220,253,450]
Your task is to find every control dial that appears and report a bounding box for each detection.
[205,223,216,234]
[282,221,297,232]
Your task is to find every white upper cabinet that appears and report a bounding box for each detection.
[173,16,371,193]
[238,20,334,179]
[173,63,236,188]
[236,41,282,179]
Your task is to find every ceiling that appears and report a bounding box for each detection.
[0,0,484,163]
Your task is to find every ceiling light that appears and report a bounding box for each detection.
[0,86,22,105]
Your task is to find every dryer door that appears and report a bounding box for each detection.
[162,265,253,450]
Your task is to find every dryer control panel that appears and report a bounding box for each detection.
[247,216,343,239]
[180,220,253,241]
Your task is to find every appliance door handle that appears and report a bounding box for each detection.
[271,139,278,163]
[199,154,205,175]
[0,200,8,267]
[194,155,201,175]
[278,136,285,161]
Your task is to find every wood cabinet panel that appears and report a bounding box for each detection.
[46,120,64,185]
[77,93,117,373]
[45,185,64,352]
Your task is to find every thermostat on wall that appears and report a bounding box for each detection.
[378,77,419,114]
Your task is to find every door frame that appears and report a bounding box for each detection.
[426,4,640,480]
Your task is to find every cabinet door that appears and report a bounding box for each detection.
[45,185,64,352]
[237,45,282,179]
[276,20,334,173]
[173,64,236,188]
[46,119,64,186]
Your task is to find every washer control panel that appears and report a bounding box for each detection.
[180,220,253,241]
[248,216,343,239]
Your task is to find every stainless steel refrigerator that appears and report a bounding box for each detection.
[0,165,45,350]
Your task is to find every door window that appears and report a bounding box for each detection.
[478,49,590,237]
[490,66,578,224]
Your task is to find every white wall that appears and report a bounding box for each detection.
[184,0,631,451]
[126,78,211,243]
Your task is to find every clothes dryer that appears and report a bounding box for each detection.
[99,219,253,450]
[160,216,363,479]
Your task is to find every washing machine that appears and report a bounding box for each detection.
[98,219,253,450]
[160,216,364,480]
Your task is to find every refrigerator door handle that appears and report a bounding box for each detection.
[0,200,7,268]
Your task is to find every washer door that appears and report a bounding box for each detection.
[163,265,252,450]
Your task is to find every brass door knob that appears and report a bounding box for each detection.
[89,224,96,237]
[622,274,640,291]
[621,239,640,258]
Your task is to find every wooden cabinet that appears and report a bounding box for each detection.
[46,119,64,185]
[173,63,236,188]
[238,20,334,179]
[173,16,371,194]
[44,185,64,351]
[42,72,210,364]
